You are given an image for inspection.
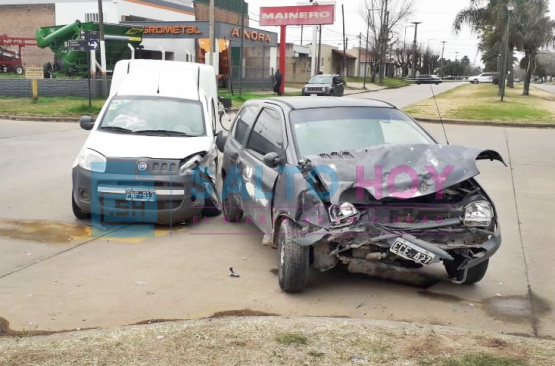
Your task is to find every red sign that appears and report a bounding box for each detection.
[260,5,335,26]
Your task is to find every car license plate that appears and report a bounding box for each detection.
[125,188,156,202]
[390,238,435,265]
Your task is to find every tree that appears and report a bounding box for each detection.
[360,0,414,84]
[513,0,555,95]
[454,0,555,96]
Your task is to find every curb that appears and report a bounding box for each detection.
[0,115,78,122]
[416,117,555,129]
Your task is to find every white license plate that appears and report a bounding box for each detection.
[125,188,156,202]
[390,238,435,265]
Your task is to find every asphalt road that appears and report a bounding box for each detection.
[0,86,553,339]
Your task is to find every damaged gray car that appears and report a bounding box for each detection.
[216,97,505,292]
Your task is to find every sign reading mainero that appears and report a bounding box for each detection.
[260,5,335,26]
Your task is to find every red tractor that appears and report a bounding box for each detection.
[0,34,37,75]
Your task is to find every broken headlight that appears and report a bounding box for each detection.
[463,200,493,227]
[329,202,359,227]
[178,154,202,175]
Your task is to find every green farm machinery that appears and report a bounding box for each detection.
[36,20,144,77]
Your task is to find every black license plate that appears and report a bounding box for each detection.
[125,188,156,202]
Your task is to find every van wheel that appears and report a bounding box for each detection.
[15,66,24,75]
[72,194,90,220]
[277,219,309,292]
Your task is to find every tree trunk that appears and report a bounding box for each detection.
[507,48,515,88]
[523,52,535,96]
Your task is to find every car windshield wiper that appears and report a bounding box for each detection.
[133,129,197,137]
[99,126,134,133]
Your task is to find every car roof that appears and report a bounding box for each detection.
[245,96,396,110]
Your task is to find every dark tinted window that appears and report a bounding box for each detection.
[233,105,259,146]
[246,108,284,157]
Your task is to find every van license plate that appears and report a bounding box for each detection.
[390,238,435,265]
[125,189,156,202]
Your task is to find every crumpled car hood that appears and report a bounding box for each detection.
[306,144,505,203]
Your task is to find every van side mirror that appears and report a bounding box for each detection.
[79,116,95,130]
[263,152,284,168]
[215,131,227,153]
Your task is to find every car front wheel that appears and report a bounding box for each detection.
[277,218,309,292]
[444,258,489,285]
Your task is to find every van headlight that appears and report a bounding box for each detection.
[78,148,106,173]
[179,154,203,175]
[463,201,493,227]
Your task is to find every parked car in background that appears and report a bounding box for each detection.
[216,96,505,292]
[469,72,498,84]
[415,74,442,85]
[302,74,345,96]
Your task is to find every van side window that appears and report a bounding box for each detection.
[233,105,258,146]
[246,107,284,157]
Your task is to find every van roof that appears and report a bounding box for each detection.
[110,60,215,100]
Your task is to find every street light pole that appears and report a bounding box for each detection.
[440,41,446,77]
[411,21,422,78]
[500,3,514,102]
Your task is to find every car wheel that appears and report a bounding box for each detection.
[277,218,309,292]
[202,180,222,217]
[222,187,243,222]
[471,80,478,84]
[72,194,90,220]
[444,258,489,285]
[15,66,24,75]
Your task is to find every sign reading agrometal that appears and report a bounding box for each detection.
[139,21,277,46]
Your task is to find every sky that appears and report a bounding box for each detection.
[245,0,555,67]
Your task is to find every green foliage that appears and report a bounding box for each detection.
[275,332,308,346]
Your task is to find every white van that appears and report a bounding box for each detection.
[71,59,222,224]
[469,72,498,84]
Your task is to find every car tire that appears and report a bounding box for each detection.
[72,194,90,220]
[444,258,489,285]
[277,218,309,293]
[15,66,24,75]
[222,188,243,222]
[471,80,478,84]
[202,180,222,217]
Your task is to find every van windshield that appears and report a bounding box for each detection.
[99,96,206,136]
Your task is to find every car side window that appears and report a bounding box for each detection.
[245,107,284,157]
[232,105,258,146]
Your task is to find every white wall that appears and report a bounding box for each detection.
[55,0,195,25]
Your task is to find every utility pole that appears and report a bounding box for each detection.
[97,0,107,96]
[440,41,446,77]
[358,32,362,77]
[411,21,422,79]
[209,0,215,67]
[342,4,347,76]
[378,0,389,85]
[500,4,514,101]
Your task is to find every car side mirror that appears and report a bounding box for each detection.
[263,152,284,168]
[79,116,95,130]
[215,130,227,153]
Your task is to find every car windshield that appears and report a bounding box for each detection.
[308,75,333,84]
[290,107,434,156]
[99,96,206,136]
